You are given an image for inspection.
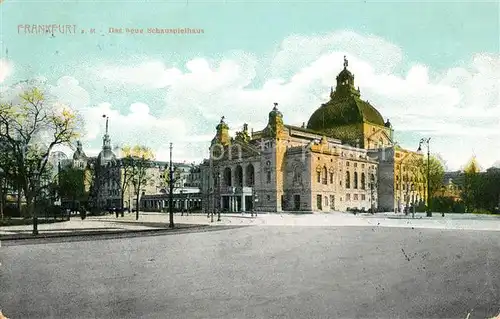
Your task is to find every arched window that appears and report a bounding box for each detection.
[224,167,232,186]
[345,171,350,189]
[246,164,255,186]
[361,173,366,190]
[354,172,358,189]
[322,166,328,185]
[235,165,243,187]
[329,167,334,184]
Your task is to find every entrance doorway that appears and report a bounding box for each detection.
[317,194,322,210]
[293,195,300,210]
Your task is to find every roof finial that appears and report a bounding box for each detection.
[273,102,278,110]
[220,116,225,123]
[102,114,109,135]
[344,55,348,69]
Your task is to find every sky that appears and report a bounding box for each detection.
[0,0,499,171]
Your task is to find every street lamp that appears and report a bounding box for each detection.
[217,172,221,221]
[252,192,259,217]
[168,142,175,228]
[417,138,432,217]
[368,166,375,214]
[0,167,5,220]
[33,168,39,235]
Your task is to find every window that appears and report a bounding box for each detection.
[361,194,366,200]
[266,171,271,183]
[329,172,334,184]
[317,171,321,183]
[354,163,357,167]
[361,173,366,190]
[345,171,350,189]
[322,166,328,185]
[354,194,358,200]
[346,194,351,201]
[317,195,322,210]
[266,195,271,201]
[354,172,358,189]
[325,196,329,206]
[346,162,350,167]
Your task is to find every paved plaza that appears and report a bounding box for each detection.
[1,222,499,319]
[1,212,500,239]
[0,212,499,318]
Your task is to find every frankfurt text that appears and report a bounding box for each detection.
[18,24,77,34]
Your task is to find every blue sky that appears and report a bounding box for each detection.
[1,0,499,170]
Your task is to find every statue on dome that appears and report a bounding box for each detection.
[343,55,348,69]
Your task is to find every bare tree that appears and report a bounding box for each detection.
[0,83,82,217]
[122,145,154,220]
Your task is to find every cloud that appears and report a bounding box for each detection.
[96,61,183,89]
[46,31,500,170]
[0,59,12,83]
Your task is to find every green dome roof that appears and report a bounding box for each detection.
[307,96,385,130]
[307,57,385,134]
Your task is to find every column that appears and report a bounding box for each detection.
[241,195,246,212]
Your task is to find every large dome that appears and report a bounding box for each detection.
[307,57,385,135]
[307,96,385,130]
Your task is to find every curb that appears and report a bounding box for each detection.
[0,224,211,241]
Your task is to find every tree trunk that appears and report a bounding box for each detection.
[17,183,22,216]
[25,193,34,219]
[135,193,139,220]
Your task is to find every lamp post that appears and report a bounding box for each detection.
[253,193,259,217]
[168,142,174,228]
[217,172,221,221]
[0,167,4,220]
[33,168,39,235]
[418,138,432,217]
[369,166,376,214]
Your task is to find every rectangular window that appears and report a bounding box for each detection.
[266,171,271,183]
[361,194,366,200]
[346,194,351,201]
[330,172,334,184]
[354,194,358,200]
[317,172,321,183]
[354,163,357,167]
